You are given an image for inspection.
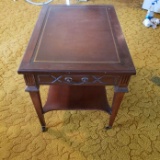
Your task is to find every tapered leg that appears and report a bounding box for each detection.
[106,87,127,129]
[29,91,46,132]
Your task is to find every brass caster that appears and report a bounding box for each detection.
[42,126,47,132]
[106,126,112,130]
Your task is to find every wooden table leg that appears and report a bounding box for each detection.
[106,87,128,129]
[26,87,46,132]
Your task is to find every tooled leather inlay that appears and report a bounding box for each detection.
[33,6,120,64]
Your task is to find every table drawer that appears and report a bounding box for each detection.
[37,74,120,85]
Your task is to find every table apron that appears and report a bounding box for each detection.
[36,74,121,86]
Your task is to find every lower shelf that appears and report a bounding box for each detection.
[43,85,111,114]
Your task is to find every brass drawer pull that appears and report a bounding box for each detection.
[64,77,89,85]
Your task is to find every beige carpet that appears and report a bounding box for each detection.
[0,0,160,159]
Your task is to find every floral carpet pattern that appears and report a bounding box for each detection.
[0,0,160,159]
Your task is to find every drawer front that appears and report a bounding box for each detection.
[37,74,120,85]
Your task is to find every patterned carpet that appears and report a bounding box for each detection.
[0,0,160,159]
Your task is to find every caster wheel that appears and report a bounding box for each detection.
[106,126,112,130]
[42,126,47,132]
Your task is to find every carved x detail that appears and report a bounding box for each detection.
[51,75,63,83]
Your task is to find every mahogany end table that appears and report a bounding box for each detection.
[18,5,136,132]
